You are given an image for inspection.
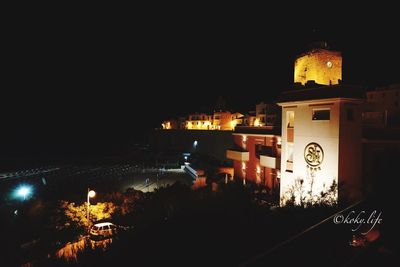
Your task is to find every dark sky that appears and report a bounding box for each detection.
[2,10,399,158]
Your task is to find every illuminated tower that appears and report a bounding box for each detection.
[294,42,342,86]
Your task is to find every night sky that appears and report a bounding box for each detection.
[2,11,399,158]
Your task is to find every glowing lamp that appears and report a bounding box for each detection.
[88,190,96,198]
[15,185,32,200]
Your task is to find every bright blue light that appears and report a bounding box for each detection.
[15,185,32,200]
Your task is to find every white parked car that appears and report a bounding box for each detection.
[90,222,118,239]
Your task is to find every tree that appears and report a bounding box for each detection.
[59,201,116,229]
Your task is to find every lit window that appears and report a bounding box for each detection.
[287,111,294,128]
[312,109,330,120]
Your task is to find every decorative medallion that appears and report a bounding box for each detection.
[304,142,324,167]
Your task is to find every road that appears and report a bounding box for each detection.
[0,162,194,204]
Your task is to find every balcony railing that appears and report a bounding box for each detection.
[226,149,249,161]
[260,155,280,169]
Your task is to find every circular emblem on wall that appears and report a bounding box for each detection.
[304,142,324,167]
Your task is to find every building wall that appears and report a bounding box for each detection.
[213,111,233,130]
[365,86,400,127]
[294,49,342,85]
[162,120,178,129]
[362,140,400,197]
[231,134,280,189]
[338,101,363,201]
[256,102,267,126]
[280,102,339,205]
[183,112,240,130]
[186,113,213,130]
[366,86,400,110]
[279,98,363,205]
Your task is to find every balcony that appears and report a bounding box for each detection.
[226,149,249,161]
[260,155,280,169]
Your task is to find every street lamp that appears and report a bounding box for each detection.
[87,189,96,223]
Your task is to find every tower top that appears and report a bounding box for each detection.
[307,41,329,50]
[294,42,342,86]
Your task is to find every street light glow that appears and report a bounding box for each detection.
[88,190,96,198]
[15,185,32,200]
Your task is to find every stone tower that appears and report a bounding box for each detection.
[294,42,342,86]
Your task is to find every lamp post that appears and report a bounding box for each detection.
[87,189,96,224]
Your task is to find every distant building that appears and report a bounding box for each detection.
[161,111,245,131]
[161,120,178,130]
[186,113,213,130]
[254,102,281,127]
[364,84,400,127]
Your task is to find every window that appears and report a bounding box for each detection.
[312,109,330,120]
[286,143,293,163]
[287,111,295,128]
[347,109,354,121]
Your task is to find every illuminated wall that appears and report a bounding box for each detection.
[163,112,246,131]
[162,121,171,129]
[279,98,363,206]
[230,133,280,189]
[186,120,212,130]
[294,48,342,86]
[213,111,233,130]
[178,112,245,131]
[186,113,213,130]
[162,120,178,129]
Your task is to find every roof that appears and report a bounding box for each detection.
[93,222,115,227]
[277,84,366,104]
